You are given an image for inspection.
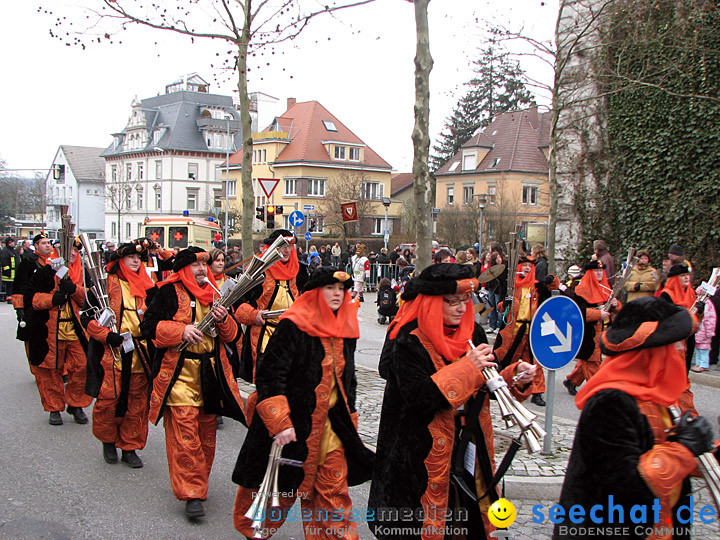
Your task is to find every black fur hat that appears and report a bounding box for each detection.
[600,297,693,356]
[584,259,605,271]
[172,246,209,272]
[518,255,535,265]
[263,229,296,246]
[401,263,478,301]
[110,238,152,262]
[667,263,690,278]
[303,266,352,292]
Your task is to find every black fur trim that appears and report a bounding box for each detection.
[667,263,690,278]
[172,246,207,272]
[401,263,475,300]
[303,266,352,292]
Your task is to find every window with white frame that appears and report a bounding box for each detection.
[111,165,118,181]
[136,188,143,209]
[137,163,144,180]
[307,178,326,196]
[373,218,385,235]
[463,185,474,205]
[363,182,383,200]
[155,160,162,180]
[187,189,199,210]
[323,120,337,132]
[124,188,132,210]
[227,179,236,197]
[126,222,132,239]
[488,184,497,204]
[447,186,454,205]
[137,223,143,237]
[285,178,297,196]
[349,147,361,161]
[522,185,539,205]
[155,190,162,210]
[111,222,117,238]
[462,153,477,171]
[126,163,132,181]
[262,149,267,163]
[188,162,199,180]
[334,146,346,160]
[308,216,325,233]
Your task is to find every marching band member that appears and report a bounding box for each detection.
[368,263,536,539]
[140,246,246,520]
[234,229,307,382]
[81,239,157,467]
[25,241,91,425]
[492,255,559,406]
[232,267,373,539]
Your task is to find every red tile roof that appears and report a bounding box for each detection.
[229,100,391,169]
[391,173,414,197]
[435,106,550,176]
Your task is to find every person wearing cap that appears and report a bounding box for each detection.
[350,243,370,302]
[624,249,658,302]
[492,255,560,406]
[24,240,91,425]
[368,263,537,539]
[141,246,246,519]
[593,239,616,285]
[562,259,620,396]
[103,241,117,265]
[658,262,701,372]
[555,297,715,539]
[561,264,583,291]
[234,229,308,382]
[0,237,20,303]
[12,234,54,355]
[232,267,373,539]
[81,239,157,467]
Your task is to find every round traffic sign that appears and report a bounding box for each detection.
[288,210,305,227]
[304,231,313,241]
[529,295,584,370]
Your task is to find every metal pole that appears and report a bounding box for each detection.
[383,205,389,251]
[479,206,484,253]
[224,116,231,243]
[542,369,556,454]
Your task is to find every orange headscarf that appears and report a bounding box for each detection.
[389,294,475,362]
[108,258,156,299]
[267,245,299,281]
[280,287,359,338]
[67,249,84,288]
[575,343,687,409]
[515,262,536,289]
[163,266,219,306]
[574,269,612,305]
[660,275,696,309]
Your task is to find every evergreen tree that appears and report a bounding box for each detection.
[431,40,535,172]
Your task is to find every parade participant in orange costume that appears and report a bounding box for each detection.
[492,255,559,406]
[25,242,91,425]
[141,246,246,520]
[563,259,621,396]
[233,267,373,539]
[82,239,157,467]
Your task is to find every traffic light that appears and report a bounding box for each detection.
[266,205,276,229]
[275,206,283,215]
[255,206,265,221]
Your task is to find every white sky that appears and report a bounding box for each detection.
[0,0,558,175]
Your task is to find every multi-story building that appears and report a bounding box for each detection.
[225,98,399,241]
[45,145,106,240]
[434,106,551,246]
[100,74,242,243]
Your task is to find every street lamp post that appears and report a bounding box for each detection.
[476,194,487,254]
[381,197,391,251]
[224,114,232,244]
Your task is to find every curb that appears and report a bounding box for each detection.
[689,370,720,389]
[504,475,564,501]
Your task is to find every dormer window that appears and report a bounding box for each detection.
[334,146,346,160]
[490,158,501,168]
[449,162,459,172]
[462,153,477,171]
[323,120,338,132]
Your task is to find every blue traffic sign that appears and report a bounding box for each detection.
[304,232,313,241]
[288,211,305,227]
[529,295,584,370]
[303,204,315,211]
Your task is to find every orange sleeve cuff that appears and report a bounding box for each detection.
[87,319,111,342]
[70,287,86,305]
[638,441,697,500]
[11,294,23,309]
[158,249,175,261]
[234,303,258,326]
[430,356,484,408]
[256,395,293,436]
[153,321,186,348]
[586,308,602,322]
[33,292,55,311]
[217,315,238,342]
[501,361,534,401]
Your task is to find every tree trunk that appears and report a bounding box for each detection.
[412,0,433,272]
[237,9,254,260]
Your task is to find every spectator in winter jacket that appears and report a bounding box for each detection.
[331,242,341,265]
[376,277,398,324]
[692,285,716,372]
[593,239,615,285]
[532,244,549,283]
[624,249,658,301]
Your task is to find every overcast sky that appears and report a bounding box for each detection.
[0,0,557,175]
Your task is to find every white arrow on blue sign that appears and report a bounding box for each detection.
[288,211,305,227]
[303,205,315,211]
[529,295,584,370]
[304,231,313,241]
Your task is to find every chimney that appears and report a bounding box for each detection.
[287,97,296,110]
[527,105,539,129]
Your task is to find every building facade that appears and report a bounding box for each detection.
[225,98,399,241]
[100,74,242,243]
[45,145,106,240]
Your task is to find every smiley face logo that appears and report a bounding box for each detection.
[488,498,517,528]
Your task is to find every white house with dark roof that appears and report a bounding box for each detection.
[45,145,106,240]
[100,75,243,243]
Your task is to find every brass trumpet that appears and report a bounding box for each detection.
[468,341,546,453]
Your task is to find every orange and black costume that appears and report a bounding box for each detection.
[555,297,712,540]
[24,252,91,415]
[140,247,246,504]
[232,267,373,540]
[368,264,533,540]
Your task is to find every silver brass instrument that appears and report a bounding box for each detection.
[601,247,638,312]
[668,406,720,524]
[469,341,546,453]
[692,268,720,315]
[502,225,523,325]
[78,233,121,363]
[177,234,291,352]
